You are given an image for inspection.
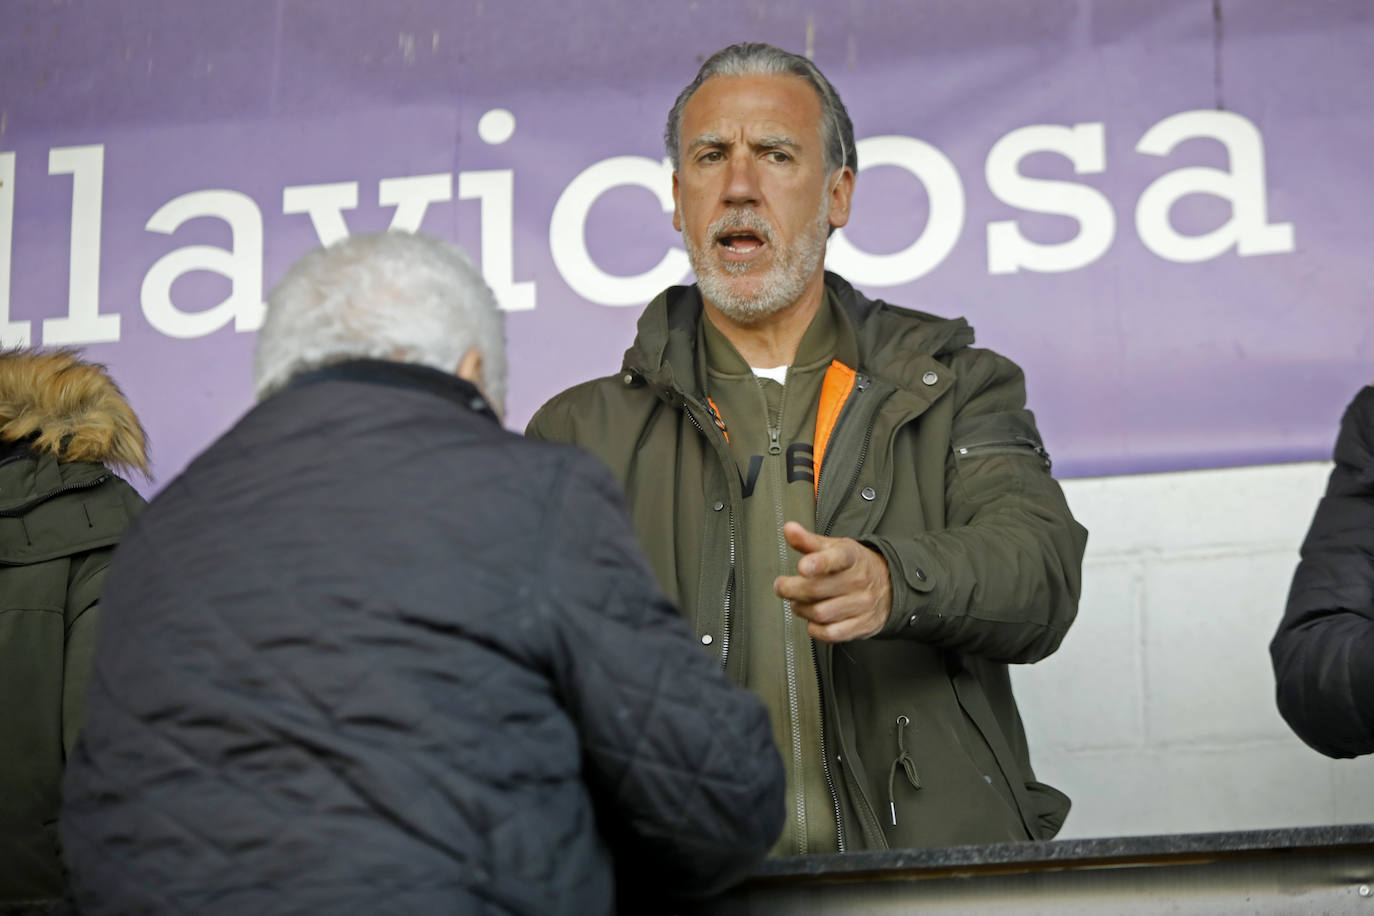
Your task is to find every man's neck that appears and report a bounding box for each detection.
[701,272,826,369]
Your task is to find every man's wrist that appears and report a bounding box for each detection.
[859,534,938,639]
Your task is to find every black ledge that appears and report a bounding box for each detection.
[749,823,1374,884]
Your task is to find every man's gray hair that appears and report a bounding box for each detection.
[253,232,506,414]
[664,42,858,176]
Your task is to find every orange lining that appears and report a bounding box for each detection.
[812,360,856,498]
[705,396,729,444]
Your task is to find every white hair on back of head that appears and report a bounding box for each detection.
[253,232,506,415]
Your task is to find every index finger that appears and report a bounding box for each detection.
[798,542,857,578]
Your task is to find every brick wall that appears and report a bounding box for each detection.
[1011,462,1374,839]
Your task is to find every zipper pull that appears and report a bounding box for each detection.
[768,427,781,455]
[702,397,729,444]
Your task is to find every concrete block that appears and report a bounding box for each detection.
[1329,754,1374,823]
[1013,559,1143,753]
[1062,462,1330,558]
[1142,549,1298,746]
[1041,743,1364,840]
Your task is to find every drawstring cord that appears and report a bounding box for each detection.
[887,714,921,826]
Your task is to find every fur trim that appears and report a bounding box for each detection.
[0,348,149,476]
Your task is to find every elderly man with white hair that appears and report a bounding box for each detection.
[59,232,784,915]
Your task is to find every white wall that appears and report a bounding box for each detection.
[1011,461,1374,839]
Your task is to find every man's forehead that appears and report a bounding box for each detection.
[680,72,824,137]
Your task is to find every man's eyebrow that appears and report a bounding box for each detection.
[754,135,801,151]
[685,132,728,154]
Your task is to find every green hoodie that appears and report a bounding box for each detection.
[529,273,1087,851]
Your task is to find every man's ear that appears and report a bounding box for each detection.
[456,347,483,385]
[828,166,855,230]
[672,171,683,232]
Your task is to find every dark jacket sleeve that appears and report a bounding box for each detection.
[1271,385,1374,758]
[63,547,113,756]
[537,449,784,898]
[867,346,1088,663]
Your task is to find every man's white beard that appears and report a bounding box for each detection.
[684,196,831,325]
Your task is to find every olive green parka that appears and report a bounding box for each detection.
[529,273,1087,851]
[0,350,146,909]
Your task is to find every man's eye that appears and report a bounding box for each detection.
[699,150,724,163]
[766,151,791,163]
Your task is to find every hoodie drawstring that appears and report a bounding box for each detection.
[887,714,921,826]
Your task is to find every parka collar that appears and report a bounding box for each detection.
[0,443,109,516]
[621,272,977,398]
[285,359,501,426]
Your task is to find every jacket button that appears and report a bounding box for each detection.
[712,500,724,511]
[922,370,939,386]
[623,373,634,385]
[860,486,876,501]
[701,634,713,645]
[913,567,927,581]
[908,614,919,627]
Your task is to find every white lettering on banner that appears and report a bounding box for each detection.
[278,112,535,312]
[549,155,690,307]
[46,145,120,344]
[141,190,265,337]
[3,107,1300,342]
[1135,110,1294,263]
[462,109,535,312]
[281,182,359,247]
[284,174,463,242]
[458,171,536,312]
[986,123,1116,274]
[378,173,453,233]
[0,152,27,348]
[826,136,965,286]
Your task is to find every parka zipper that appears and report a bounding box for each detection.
[955,437,1051,470]
[811,373,875,852]
[721,515,735,669]
[0,472,111,518]
[812,641,847,852]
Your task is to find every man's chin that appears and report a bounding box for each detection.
[700,282,790,325]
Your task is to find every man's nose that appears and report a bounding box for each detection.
[722,155,761,205]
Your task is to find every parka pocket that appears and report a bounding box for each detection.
[1023,779,1071,840]
[950,409,1052,471]
[949,663,1065,841]
[953,437,1051,470]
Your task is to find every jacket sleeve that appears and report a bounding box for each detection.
[864,346,1088,663]
[1270,386,1374,758]
[63,546,114,756]
[537,449,784,898]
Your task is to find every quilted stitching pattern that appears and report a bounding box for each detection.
[60,367,783,915]
[1272,386,1374,758]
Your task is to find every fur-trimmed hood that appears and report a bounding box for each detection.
[0,349,148,476]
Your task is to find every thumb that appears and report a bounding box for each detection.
[782,521,829,556]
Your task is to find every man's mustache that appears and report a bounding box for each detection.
[709,209,774,244]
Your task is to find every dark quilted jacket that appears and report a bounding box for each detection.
[59,359,784,914]
[1271,385,1374,758]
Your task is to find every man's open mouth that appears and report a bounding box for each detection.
[716,231,766,252]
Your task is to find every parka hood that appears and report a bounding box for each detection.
[621,272,976,398]
[0,349,149,476]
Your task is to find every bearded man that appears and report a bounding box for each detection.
[529,42,1088,855]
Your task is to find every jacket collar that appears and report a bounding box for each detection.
[621,272,976,399]
[284,359,501,425]
[0,441,110,516]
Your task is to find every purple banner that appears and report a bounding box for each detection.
[2,0,1370,487]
